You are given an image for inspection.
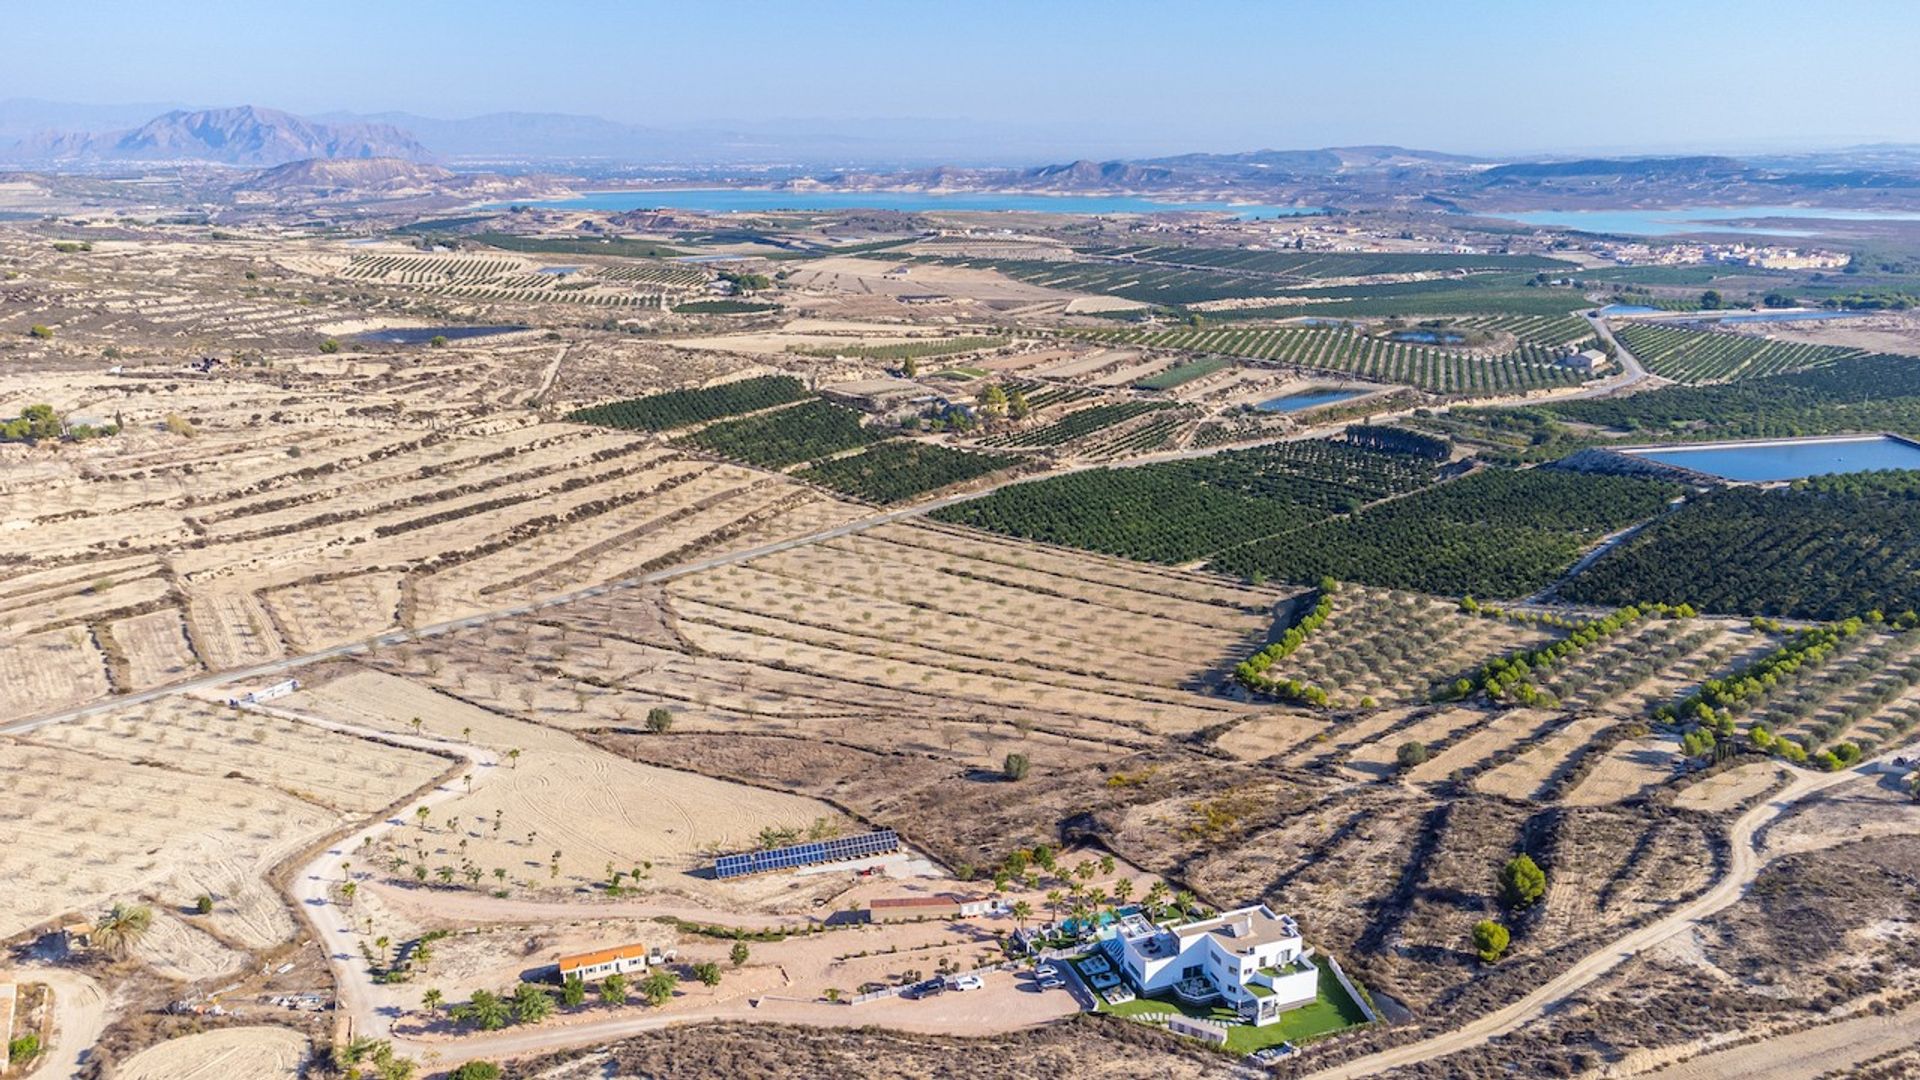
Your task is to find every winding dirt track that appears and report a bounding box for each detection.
[18,969,106,1080]
[1304,750,1914,1080]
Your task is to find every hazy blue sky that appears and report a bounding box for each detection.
[7,0,1918,157]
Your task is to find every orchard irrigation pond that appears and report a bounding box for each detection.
[1620,434,1920,482]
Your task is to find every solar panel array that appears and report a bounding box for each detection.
[712,830,900,879]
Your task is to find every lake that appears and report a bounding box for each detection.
[1502,206,1920,237]
[1256,387,1369,413]
[355,324,530,345]
[508,188,1325,219]
[1621,435,1920,482]
[1388,329,1465,345]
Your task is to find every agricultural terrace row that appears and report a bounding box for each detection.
[932,435,1439,565]
[793,441,1018,505]
[1055,326,1589,395]
[977,401,1181,449]
[1614,322,1863,383]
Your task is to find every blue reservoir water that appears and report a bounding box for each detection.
[1503,206,1920,237]
[355,324,529,345]
[1622,435,1920,482]
[1389,329,1465,345]
[536,266,580,275]
[507,188,1325,219]
[1256,387,1369,413]
[1598,304,1660,316]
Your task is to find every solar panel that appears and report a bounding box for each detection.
[712,830,899,878]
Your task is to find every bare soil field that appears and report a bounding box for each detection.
[0,739,335,942]
[291,669,848,887]
[113,1024,308,1080]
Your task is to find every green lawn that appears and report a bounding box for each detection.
[1096,962,1369,1053]
[931,366,989,379]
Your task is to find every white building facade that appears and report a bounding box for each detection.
[1104,904,1319,1025]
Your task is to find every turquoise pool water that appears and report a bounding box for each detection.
[1256,387,1368,413]
[1622,435,1920,482]
[1503,206,1920,237]
[508,188,1325,218]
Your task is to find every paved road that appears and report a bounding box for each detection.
[1303,748,1915,1079]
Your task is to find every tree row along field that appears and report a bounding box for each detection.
[1090,245,1571,279]
[787,335,1009,360]
[1055,325,1588,395]
[931,436,1439,564]
[1615,322,1863,383]
[1205,468,1684,598]
[1562,472,1920,620]
[895,251,1589,314]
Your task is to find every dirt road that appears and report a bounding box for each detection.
[19,969,107,1080]
[1304,752,1913,1079]
[1644,996,1920,1079]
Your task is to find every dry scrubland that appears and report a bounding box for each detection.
[6,220,1920,1079]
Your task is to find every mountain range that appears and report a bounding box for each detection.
[3,105,430,166]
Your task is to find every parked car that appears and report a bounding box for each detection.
[947,974,984,992]
[909,978,945,999]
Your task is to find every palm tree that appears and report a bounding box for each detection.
[340,881,358,906]
[511,982,554,1024]
[93,902,154,956]
[421,987,443,1015]
[410,717,424,735]
[1045,889,1064,919]
[1114,878,1134,904]
[1010,900,1033,932]
[507,748,521,769]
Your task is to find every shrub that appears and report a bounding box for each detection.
[1003,753,1030,781]
[645,707,673,734]
[319,337,341,354]
[1396,741,1429,769]
[28,324,53,339]
[195,894,213,915]
[8,1033,40,1064]
[1472,919,1510,963]
[1500,854,1547,909]
[449,1063,502,1080]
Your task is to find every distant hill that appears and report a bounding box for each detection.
[233,157,454,192]
[4,105,432,166]
[1476,156,1749,183]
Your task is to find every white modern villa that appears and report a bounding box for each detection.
[1099,903,1318,1025]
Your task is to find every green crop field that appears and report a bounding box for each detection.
[567,375,808,432]
[1060,325,1586,395]
[676,398,881,468]
[1563,473,1920,620]
[1209,468,1683,597]
[932,436,1438,564]
[1135,355,1231,390]
[1615,322,1861,383]
[979,401,1178,449]
[794,440,1017,504]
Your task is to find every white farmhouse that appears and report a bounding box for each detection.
[1102,904,1318,1025]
